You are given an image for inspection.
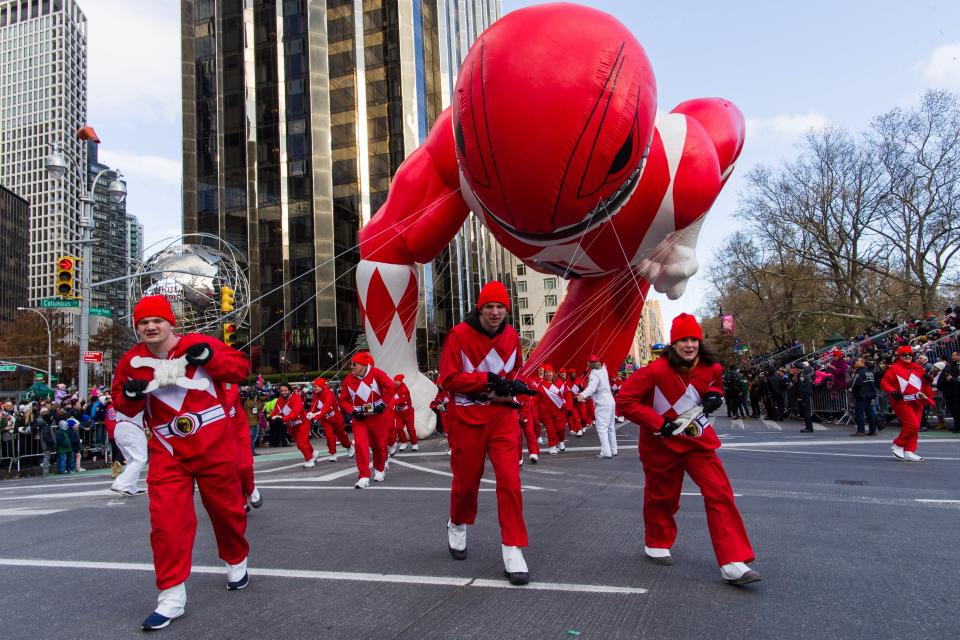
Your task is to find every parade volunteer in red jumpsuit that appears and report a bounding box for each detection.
[392,374,418,451]
[537,366,568,455]
[566,368,587,436]
[881,345,935,461]
[440,281,533,585]
[225,384,261,511]
[111,295,251,631]
[271,382,318,468]
[517,382,540,465]
[308,377,354,462]
[616,313,760,585]
[339,351,395,488]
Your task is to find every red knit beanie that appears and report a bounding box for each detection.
[394,374,405,382]
[133,295,176,326]
[351,351,374,366]
[312,377,327,387]
[477,281,510,311]
[670,313,703,344]
[895,345,913,356]
[542,364,554,372]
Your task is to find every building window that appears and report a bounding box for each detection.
[517,264,526,276]
[521,330,535,341]
[517,281,527,293]
[545,294,557,307]
[521,314,534,326]
[546,312,555,322]
[543,277,556,290]
[518,297,528,310]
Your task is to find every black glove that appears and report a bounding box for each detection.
[658,417,679,437]
[351,408,366,420]
[508,379,537,396]
[702,391,723,414]
[185,342,213,366]
[374,403,386,414]
[486,373,511,397]
[890,392,903,401]
[123,379,149,401]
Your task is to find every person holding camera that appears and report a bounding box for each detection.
[338,351,395,488]
[438,281,534,585]
[616,313,760,586]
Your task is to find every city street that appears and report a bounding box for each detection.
[1,417,959,639]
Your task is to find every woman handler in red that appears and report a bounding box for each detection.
[616,313,760,585]
[880,345,935,461]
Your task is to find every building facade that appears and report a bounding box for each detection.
[630,298,666,365]
[0,0,88,305]
[513,261,568,352]
[0,183,29,321]
[181,0,511,373]
[85,140,129,322]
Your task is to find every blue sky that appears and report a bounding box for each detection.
[83,0,960,329]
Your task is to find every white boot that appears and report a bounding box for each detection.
[302,457,316,468]
[155,582,186,619]
[529,453,538,464]
[558,442,566,453]
[644,546,673,565]
[399,442,408,451]
[226,557,249,590]
[411,443,419,451]
[548,446,558,456]
[905,450,924,461]
[502,545,529,585]
[354,477,370,489]
[447,519,467,559]
[327,454,338,462]
[891,444,906,460]
[720,561,762,585]
[388,444,397,456]
[348,444,356,458]
[373,469,385,482]
[537,436,545,445]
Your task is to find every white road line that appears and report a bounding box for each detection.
[387,458,495,485]
[255,462,310,474]
[0,489,113,501]
[0,480,114,492]
[915,499,960,504]
[761,419,782,431]
[257,466,359,484]
[0,558,646,594]
[0,508,67,516]
[730,419,745,431]
[261,485,500,492]
[722,438,960,449]
[813,424,829,432]
[729,448,960,461]
[681,492,743,497]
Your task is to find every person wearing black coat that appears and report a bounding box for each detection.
[850,358,879,436]
[938,352,960,433]
[790,364,814,432]
[766,368,785,421]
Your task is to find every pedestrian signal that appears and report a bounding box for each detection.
[56,256,77,298]
[220,286,235,313]
[223,323,237,347]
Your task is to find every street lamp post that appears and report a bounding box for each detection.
[16,306,52,385]
[46,141,126,399]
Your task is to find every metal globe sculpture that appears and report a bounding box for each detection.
[129,234,249,336]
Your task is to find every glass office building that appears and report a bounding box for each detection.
[182,0,512,372]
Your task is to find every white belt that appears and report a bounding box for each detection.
[902,393,919,402]
[154,405,225,438]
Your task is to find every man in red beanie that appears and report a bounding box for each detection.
[308,377,353,462]
[339,351,395,488]
[392,374,418,451]
[881,345,934,461]
[439,280,534,585]
[111,295,251,631]
[616,313,760,586]
[271,382,318,467]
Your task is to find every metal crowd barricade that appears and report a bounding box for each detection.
[810,386,850,422]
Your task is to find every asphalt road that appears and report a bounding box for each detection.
[1,416,958,639]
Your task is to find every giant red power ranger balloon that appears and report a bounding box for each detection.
[357,3,744,436]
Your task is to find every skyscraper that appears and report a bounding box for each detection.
[125,213,144,317]
[181,0,510,373]
[85,139,129,322]
[0,0,88,305]
[0,183,29,321]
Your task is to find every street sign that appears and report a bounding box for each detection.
[40,297,79,308]
[0,365,17,372]
[83,351,103,363]
[90,307,112,317]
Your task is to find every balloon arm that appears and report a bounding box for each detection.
[359,108,470,264]
[523,269,648,374]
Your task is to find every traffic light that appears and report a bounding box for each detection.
[220,285,235,313]
[56,256,77,298]
[223,323,237,347]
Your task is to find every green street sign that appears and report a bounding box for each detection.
[0,365,17,372]
[40,298,80,308]
[90,307,112,317]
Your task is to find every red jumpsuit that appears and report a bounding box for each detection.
[271,392,313,462]
[225,385,255,497]
[440,314,528,547]
[573,374,594,426]
[537,379,568,448]
[880,361,934,453]
[393,382,418,445]
[111,334,250,590]
[339,366,396,479]
[616,356,755,566]
[517,389,540,457]
[310,386,351,455]
[562,375,583,434]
